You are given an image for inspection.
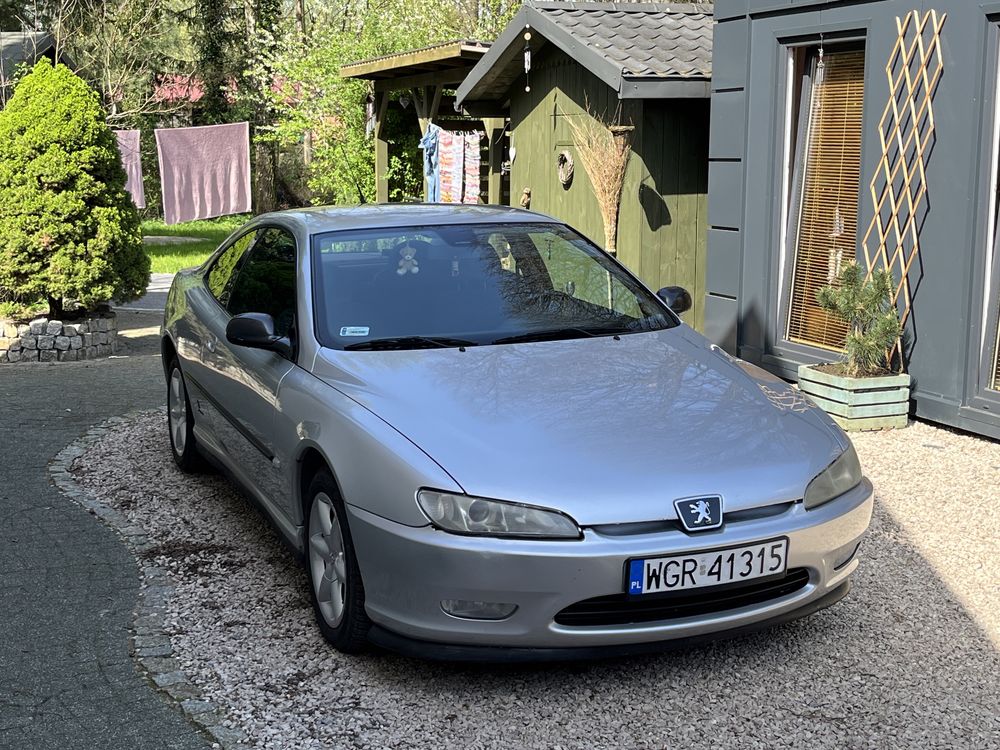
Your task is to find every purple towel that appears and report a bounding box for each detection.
[155,122,251,225]
[113,129,146,209]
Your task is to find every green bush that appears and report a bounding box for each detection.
[817,262,903,377]
[0,59,149,318]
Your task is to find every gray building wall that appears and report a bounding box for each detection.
[708,0,1000,440]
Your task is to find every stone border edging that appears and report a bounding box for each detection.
[1,312,118,363]
[49,413,246,750]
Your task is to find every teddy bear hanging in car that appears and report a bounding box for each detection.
[397,242,420,275]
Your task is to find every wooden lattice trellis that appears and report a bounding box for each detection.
[861,9,946,369]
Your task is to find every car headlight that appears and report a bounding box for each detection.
[803,444,863,509]
[417,490,582,539]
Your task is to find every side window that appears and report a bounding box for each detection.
[207,230,256,305]
[227,227,297,338]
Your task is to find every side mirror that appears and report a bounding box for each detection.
[226,313,293,358]
[657,286,692,315]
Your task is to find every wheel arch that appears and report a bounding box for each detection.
[295,442,345,527]
[161,334,178,379]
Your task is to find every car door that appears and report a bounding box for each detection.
[181,228,259,449]
[199,226,298,514]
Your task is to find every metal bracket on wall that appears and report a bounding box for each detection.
[861,9,947,368]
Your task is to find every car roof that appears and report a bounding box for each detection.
[256,204,563,235]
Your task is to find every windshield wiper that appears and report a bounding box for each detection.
[343,336,478,351]
[491,327,626,346]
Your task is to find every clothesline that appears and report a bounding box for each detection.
[419,123,482,205]
[113,122,251,225]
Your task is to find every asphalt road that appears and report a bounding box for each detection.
[0,309,211,750]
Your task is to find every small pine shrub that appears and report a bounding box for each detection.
[817,262,903,377]
[0,59,149,318]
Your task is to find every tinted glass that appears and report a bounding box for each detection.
[207,230,256,305]
[311,222,675,349]
[227,227,297,337]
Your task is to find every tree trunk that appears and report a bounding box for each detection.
[47,295,64,319]
[253,140,278,213]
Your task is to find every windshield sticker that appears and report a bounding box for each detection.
[339,326,370,337]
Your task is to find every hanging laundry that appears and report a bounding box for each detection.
[438,130,466,204]
[437,130,455,203]
[418,123,441,203]
[155,122,251,225]
[113,129,146,209]
[462,132,481,205]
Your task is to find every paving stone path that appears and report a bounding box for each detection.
[117,273,175,313]
[0,309,211,750]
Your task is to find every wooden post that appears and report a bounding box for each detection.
[412,84,444,135]
[483,117,505,205]
[373,90,389,203]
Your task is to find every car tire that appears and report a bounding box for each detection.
[305,470,370,653]
[166,357,206,472]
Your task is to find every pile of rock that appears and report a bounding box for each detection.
[0,313,118,363]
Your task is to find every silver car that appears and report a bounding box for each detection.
[161,205,873,660]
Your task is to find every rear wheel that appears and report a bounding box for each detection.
[166,358,205,472]
[305,470,370,652]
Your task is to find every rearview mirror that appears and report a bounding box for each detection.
[656,286,692,315]
[226,313,293,358]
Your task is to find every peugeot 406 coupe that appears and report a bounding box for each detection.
[161,205,873,660]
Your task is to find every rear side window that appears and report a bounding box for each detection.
[227,227,297,337]
[207,230,256,305]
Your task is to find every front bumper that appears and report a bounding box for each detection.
[347,479,874,652]
[366,581,851,662]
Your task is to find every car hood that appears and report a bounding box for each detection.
[311,328,848,526]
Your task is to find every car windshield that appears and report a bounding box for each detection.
[310,222,677,350]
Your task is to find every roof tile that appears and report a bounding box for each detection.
[537,4,713,79]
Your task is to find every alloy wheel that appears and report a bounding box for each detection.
[308,492,347,628]
[168,368,187,456]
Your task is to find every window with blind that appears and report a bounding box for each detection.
[989,221,1000,389]
[784,47,866,350]
[984,46,1000,393]
[990,320,1000,390]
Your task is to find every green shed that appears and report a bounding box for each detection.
[457,1,713,330]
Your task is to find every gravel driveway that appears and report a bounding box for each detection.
[67,414,999,749]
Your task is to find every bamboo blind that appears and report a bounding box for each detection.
[861,10,946,369]
[786,50,866,350]
[992,320,1000,390]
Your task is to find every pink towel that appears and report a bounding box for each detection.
[155,122,251,225]
[114,129,146,209]
[438,130,460,204]
[463,133,481,204]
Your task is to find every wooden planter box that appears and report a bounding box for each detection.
[798,364,911,432]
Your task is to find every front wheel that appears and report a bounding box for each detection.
[166,358,205,472]
[305,470,370,652]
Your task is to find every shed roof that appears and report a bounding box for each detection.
[341,40,490,89]
[457,1,712,104]
[0,32,73,77]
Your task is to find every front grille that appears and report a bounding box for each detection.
[554,568,810,627]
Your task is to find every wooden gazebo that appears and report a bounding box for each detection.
[341,40,507,204]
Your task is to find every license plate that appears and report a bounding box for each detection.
[627,538,788,596]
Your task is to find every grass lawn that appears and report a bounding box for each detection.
[142,215,249,274]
